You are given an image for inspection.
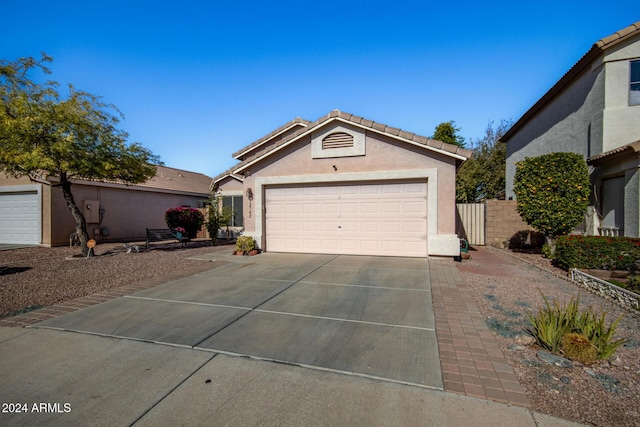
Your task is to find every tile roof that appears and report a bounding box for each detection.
[501,20,640,143]
[67,165,213,196]
[232,117,309,159]
[139,165,213,195]
[231,110,472,174]
[211,168,244,186]
[587,140,640,165]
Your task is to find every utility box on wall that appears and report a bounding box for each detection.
[83,200,100,224]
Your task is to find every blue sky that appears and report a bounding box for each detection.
[2,1,637,178]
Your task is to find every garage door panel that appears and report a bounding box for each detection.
[0,191,40,244]
[361,203,379,214]
[404,221,426,233]
[382,222,401,233]
[265,182,427,257]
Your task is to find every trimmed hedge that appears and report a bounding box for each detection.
[554,235,640,272]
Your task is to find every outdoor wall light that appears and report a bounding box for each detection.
[246,188,253,200]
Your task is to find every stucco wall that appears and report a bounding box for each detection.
[603,39,640,152]
[49,184,207,245]
[505,63,604,199]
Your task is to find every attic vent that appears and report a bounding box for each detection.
[322,132,354,149]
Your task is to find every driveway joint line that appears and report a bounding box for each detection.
[254,309,436,331]
[191,255,341,348]
[192,347,445,391]
[323,264,429,272]
[122,295,254,311]
[28,325,200,349]
[192,274,296,284]
[129,353,218,426]
[298,281,430,292]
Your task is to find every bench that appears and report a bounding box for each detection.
[145,228,190,248]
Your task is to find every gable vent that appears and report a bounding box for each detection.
[322,132,354,149]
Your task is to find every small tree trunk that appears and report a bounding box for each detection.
[545,235,556,255]
[60,174,90,256]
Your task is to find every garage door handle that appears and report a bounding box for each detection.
[338,226,342,228]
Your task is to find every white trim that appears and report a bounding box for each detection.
[234,117,467,174]
[233,122,308,159]
[212,173,244,185]
[254,169,439,257]
[0,184,42,245]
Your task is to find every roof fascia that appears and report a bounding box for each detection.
[232,122,308,160]
[233,117,468,174]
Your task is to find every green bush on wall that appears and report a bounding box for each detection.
[554,235,640,272]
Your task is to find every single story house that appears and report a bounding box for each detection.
[0,165,213,246]
[213,110,471,257]
[501,20,640,237]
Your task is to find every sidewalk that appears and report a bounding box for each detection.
[0,327,582,426]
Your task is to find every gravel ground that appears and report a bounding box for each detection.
[461,247,640,427]
[0,240,233,318]
[1,242,638,425]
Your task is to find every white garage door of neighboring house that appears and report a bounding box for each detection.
[0,191,40,244]
[265,181,427,257]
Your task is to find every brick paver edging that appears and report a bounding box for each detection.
[429,259,532,408]
[0,261,226,328]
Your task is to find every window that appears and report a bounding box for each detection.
[222,196,243,227]
[631,60,640,106]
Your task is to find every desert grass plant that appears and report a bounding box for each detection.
[528,291,626,361]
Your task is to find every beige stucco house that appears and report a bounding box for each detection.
[0,165,212,246]
[502,20,640,237]
[213,110,471,257]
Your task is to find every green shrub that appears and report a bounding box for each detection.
[514,152,590,239]
[165,207,205,238]
[235,235,256,253]
[554,235,640,271]
[528,292,626,361]
[625,275,640,294]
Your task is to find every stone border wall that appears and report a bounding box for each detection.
[571,269,640,311]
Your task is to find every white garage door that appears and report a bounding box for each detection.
[265,181,427,257]
[0,191,40,244]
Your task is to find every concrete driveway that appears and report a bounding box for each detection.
[35,252,441,389]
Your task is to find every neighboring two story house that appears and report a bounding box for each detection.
[501,21,640,237]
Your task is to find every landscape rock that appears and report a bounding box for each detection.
[608,355,622,367]
[537,350,574,368]
[515,334,535,346]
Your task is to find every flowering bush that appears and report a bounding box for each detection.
[164,207,204,238]
[554,235,640,272]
